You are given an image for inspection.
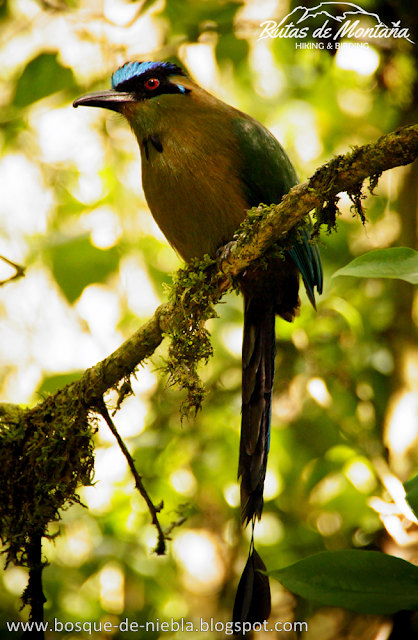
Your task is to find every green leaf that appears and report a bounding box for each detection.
[332,248,418,284]
[268,550,418,614]
[405,474,418,519]
[14,53,75,108]
[45,236,120,303]
[37,372,83,396]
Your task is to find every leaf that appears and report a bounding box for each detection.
[268,550,418,614]
[45,236,120,303]
[14,53,75,108]
[332,248,418,284]
[405,474,418,519]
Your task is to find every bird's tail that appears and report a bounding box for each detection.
[239,294,276,526]
[235,258,300,630]
[232,530,271,632]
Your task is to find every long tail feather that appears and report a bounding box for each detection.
[239,294,276,525]
[233,543,271,634]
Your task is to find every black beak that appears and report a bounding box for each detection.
[73,90,136,112]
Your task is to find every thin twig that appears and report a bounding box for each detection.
[95,399,167,555]
[0,255,25,287]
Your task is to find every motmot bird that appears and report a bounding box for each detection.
[73,59,322,540]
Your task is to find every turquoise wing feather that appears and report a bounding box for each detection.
[232,115,323,302]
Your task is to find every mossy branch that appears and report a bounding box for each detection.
[218,124,418,274]
[1,123,418,611]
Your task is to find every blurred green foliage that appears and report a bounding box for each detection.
[1,0,418,637]
[13,53,76,108]
[45,236,120,303]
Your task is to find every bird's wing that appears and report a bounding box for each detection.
[232,115,323,302]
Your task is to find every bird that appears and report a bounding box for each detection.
[74,60,322,627]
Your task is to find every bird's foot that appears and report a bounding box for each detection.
[216,240,237,273]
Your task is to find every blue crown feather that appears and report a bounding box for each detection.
[111,61,186,90]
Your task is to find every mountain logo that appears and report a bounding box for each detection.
[259,2,414,45]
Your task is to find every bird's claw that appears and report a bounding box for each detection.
[216,241,236,272]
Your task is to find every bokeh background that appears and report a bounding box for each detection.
[1,0,418,637]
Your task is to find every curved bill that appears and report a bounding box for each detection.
[73,90,136,112]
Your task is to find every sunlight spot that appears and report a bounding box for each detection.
[53,521,96,567]
[370,348,394,374]
[103,0,139,26]
[81,206,122,249]
[386,391,418,454]
[381,514,410,546]
[223,482,240,508]
[250,39,283,98]
[316,511,342,536]
[173,531,225,593]
[76,285,122,343]
[222,519,240,547]
[34,105,103,169]
[372,458,418,524]
[222,326,243,358]
[163,597,189,619]
[337,88,372,117]
[100,563,125,614]
[120,256,161,317]
[335,44,379,76]
[108,394,147,439]
[179,42,219,93]
[356,400,375,426]
[170,469,197,496]
[61,592,94,617]
[81,445,128,513]
[15,0,40,19]
[264,468,282,500]
[272,374,305,423]
[291,328,309,350]
[310,473,347,505]
[345,459,377,493]
[374,621,395,640]
[356,382,374,401]
[368,497,401,516]
[220,367,241,390]
[3,566,28,596]
[75,173,104,204]
[0,153,52,236]
[294,127,323,163]
[251,513,284,545]
[307,377,332,408]
[236,0,281,23]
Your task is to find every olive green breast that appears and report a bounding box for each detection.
[138,101,249,261]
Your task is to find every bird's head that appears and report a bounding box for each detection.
[73,61,192,118]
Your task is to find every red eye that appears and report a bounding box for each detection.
[144,77,160,90]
